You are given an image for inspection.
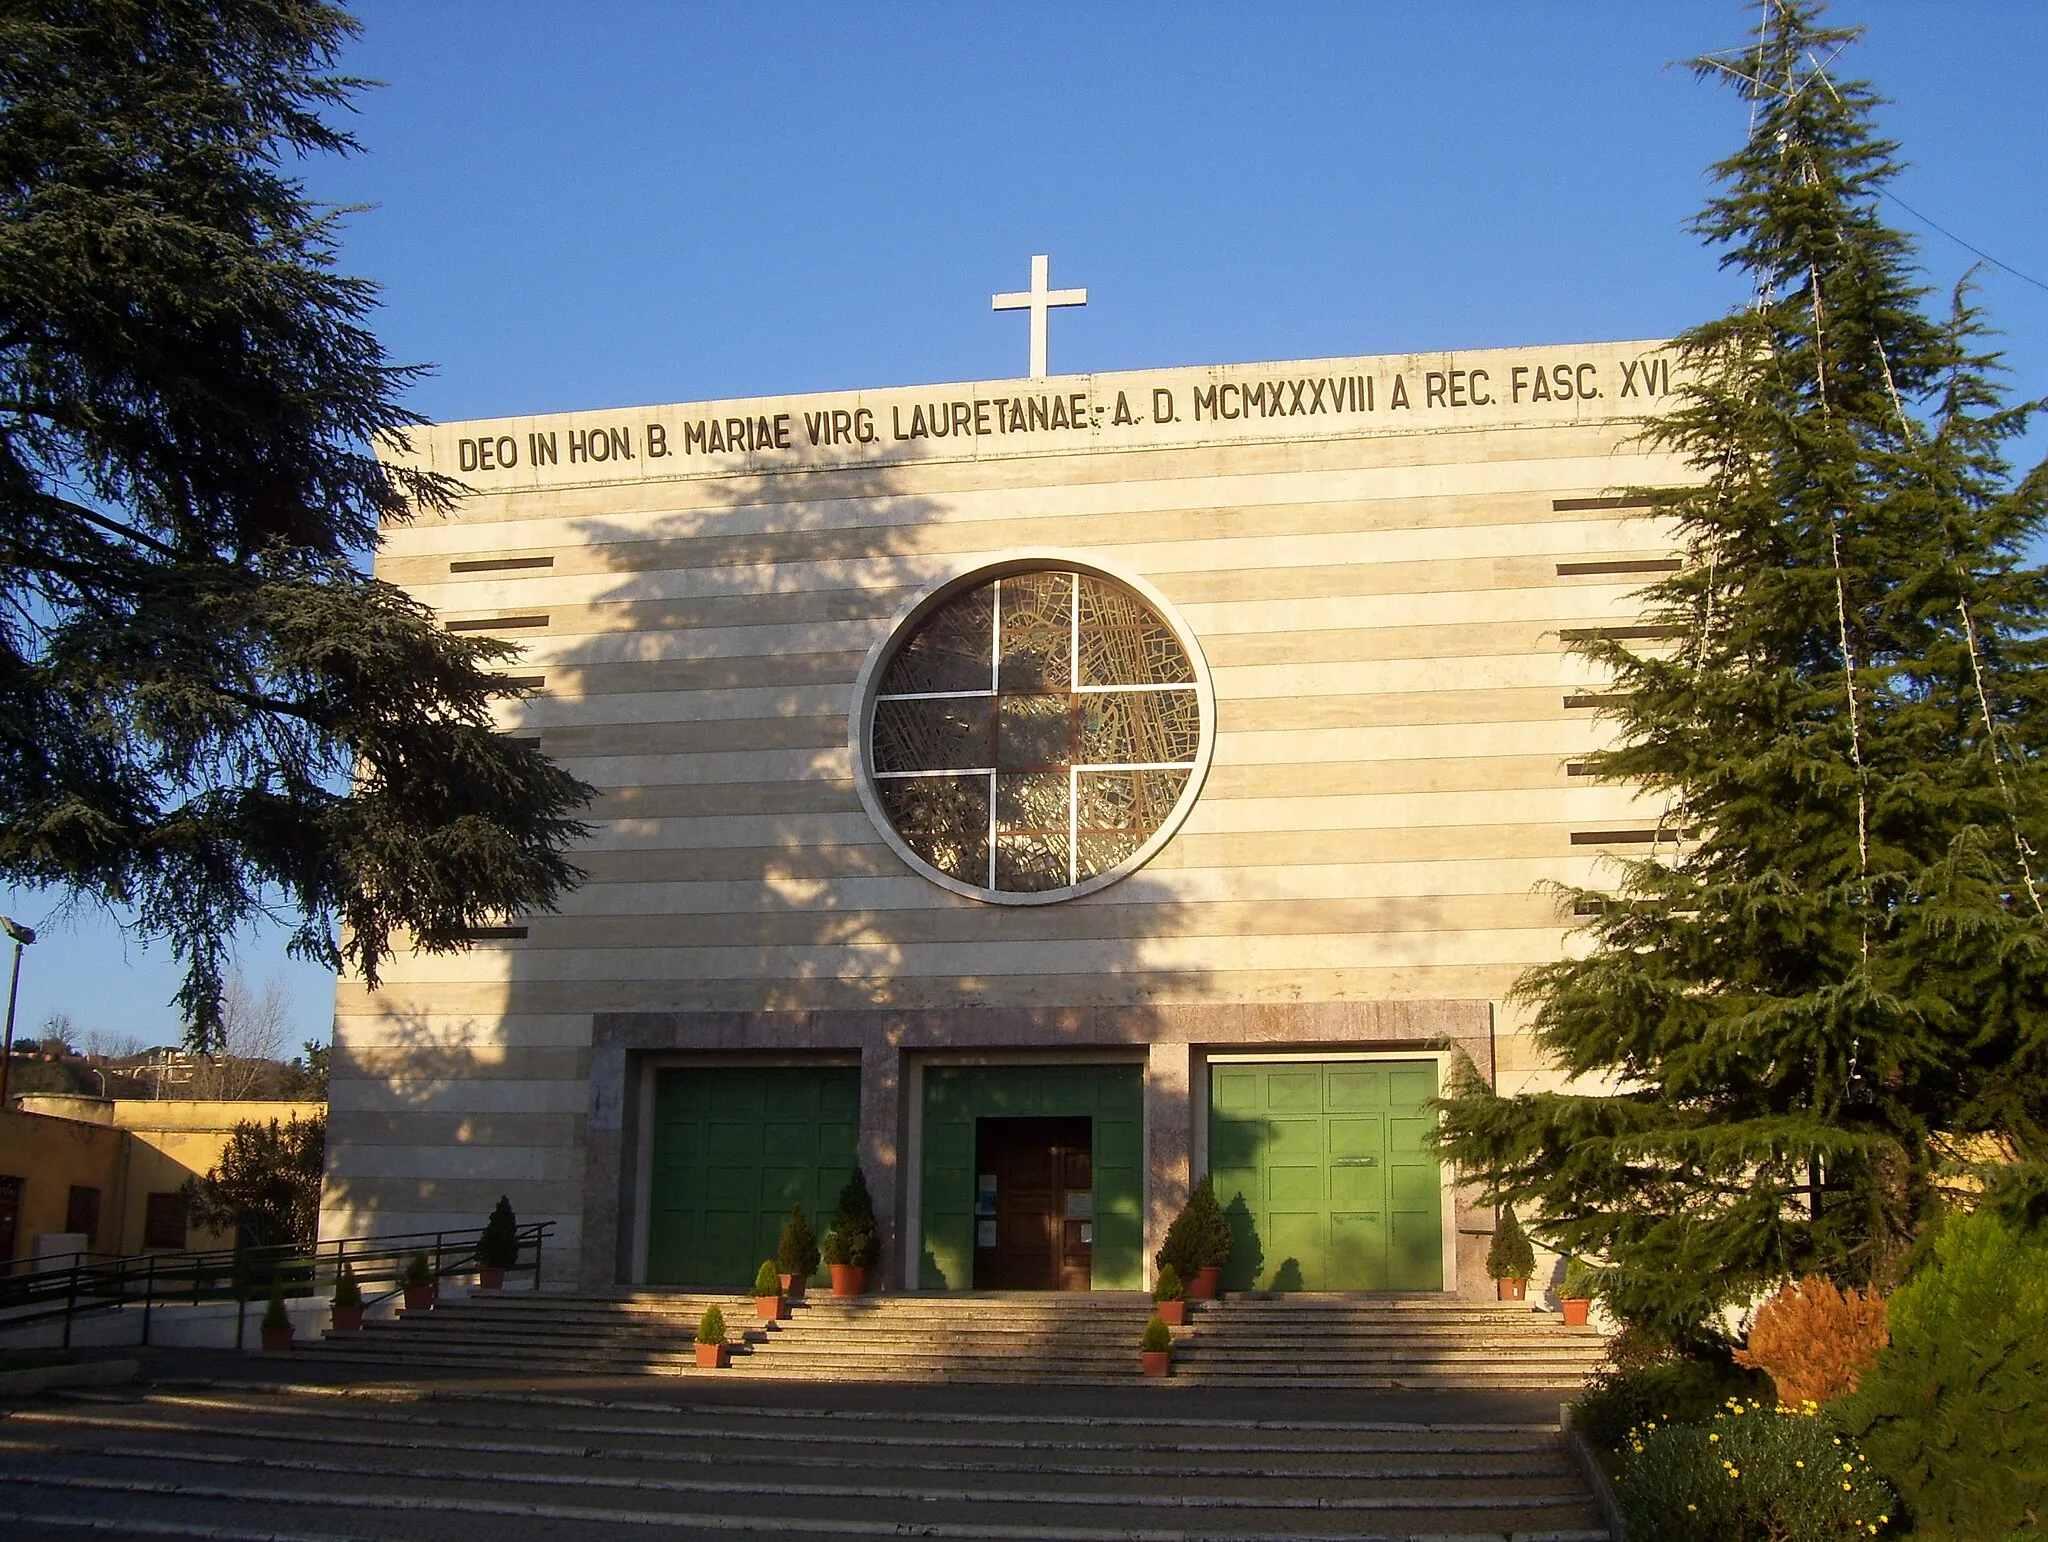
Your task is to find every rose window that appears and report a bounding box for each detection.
[861,566,1207,900]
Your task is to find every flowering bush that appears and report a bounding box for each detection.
[1618,1398,1894,1541]
[1572,1351,1768,1460]
[1734,1276,1888,1405]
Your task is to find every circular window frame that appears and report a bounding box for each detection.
[850,551,1217,906]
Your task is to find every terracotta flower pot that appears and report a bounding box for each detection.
[1497,1277,1528,1301]
[1561,1297,1592,1327]
[1154,1299,1188,1326]
[829,1263,868,1297]
[330,1305,364,1332]
[1140,1350,1171,1377]
[756,1293,787,1321]
[403,1284,436,1311]
[261,1326,294,1352]
[779,1272,807,1299]
[694,1341,730,1368]
[476,1265,506,1291]
[1187,1266,1223,1301]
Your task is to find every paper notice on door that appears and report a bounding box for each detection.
[1065,1191,1093,1220]
[976,1218,997,1249]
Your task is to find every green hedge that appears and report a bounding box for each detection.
[1835,1211,2048,1538]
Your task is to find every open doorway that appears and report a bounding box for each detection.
[971,1116,1092,1289]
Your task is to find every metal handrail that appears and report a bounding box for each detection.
[0,1221,554,1349]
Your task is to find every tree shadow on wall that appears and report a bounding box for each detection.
[1220,1189,1265,1292]
[327,444,1219,1299]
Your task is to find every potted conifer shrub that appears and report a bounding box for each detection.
[1488,1205,1536,1301]
[827,1167,880,1296]
[754,1260,788,1321]
[1158,1175,1231,1299]
[330,1260,364,1332]
[261,1279,294,1352]
[476,1195,518,1290]
[779,1203,819,1297]
[402,1250,437,1311]
[1559,1256,1599,1327]
[695,1304,730,1368]
[1140,1314,1172,1377]
[1153,1263,1189,1326]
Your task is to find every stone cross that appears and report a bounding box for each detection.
[992,254,1087,379]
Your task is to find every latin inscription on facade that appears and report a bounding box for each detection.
[430,342,1679,486]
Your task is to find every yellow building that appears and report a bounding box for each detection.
[0,1098,324,1268]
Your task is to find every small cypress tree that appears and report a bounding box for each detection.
[778,1203,820,1280]
[1141,1315,1172,1353]
[832,1167,880,1268]
[1436,0,2048,1343]
[331,1259,361,1309]
[477,1195,518,1270]
[696,1304,726,1346]
[752,1259,780,1297]
[1156,1174,1232,1278]
[1487,1206,1536,1282]
[262,1277,289,1334]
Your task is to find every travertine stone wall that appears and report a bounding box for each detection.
[323,342,1686,1285]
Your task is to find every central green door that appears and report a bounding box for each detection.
[1208,1059,1442,1292]
[645,1065,860,1289]
[920,1064,1143,1290]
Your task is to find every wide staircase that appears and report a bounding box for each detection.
[299,1288,1609,1390]
[0,1376,1615,1540]
[1176,1294,1611,1390]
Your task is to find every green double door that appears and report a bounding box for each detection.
[1209,1059,1443,1292]
[645,1066,860,1289]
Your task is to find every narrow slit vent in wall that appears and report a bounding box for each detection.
[451,555,555,573]
[447,614,549,632]
[1556,558,1684,577]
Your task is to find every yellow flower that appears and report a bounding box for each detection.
[1687,1504,1697,1513]
[1844,1482,1854,1491]
[1844,1463,1855,1472]
[1796,1461,1805,1468]
[1709,1433,1719,1442]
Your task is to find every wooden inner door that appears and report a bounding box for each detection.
[972,1116,1093,1290]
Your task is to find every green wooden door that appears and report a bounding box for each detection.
[645,1066,860,1289]
[919,1064,1144,1290]
[1208,1059,1442,1291]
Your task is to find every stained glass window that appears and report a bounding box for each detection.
[868,568,1203,896]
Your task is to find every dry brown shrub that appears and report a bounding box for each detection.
[1732,1275,1889,1406]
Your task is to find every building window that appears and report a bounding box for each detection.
[64,1184,101,1244]
[143,1192,188,1251]
[857,562,1213,903]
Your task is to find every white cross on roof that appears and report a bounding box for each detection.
[992,254,1087,380]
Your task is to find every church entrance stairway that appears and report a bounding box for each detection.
[288,1288,1608,1392]
[0,1376,1614,1540]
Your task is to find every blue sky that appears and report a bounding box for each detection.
[7,1,2044,1053]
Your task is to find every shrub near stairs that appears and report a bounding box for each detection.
[1834,1211,2048,1538]
[1733,1277,1888,1406]
[1617,1398,1893,1542]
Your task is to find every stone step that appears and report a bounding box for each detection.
[296,1288,1613,1393]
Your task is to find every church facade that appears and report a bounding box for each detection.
[322,340,1685,1297]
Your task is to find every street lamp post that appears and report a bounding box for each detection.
[0,916,36,1110]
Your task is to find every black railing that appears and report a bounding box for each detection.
[0,1221,553,1349]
